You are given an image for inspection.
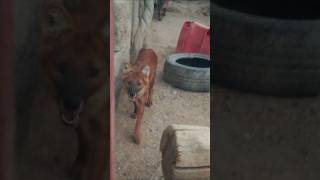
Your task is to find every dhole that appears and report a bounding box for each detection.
[122,49,158,144]
[40,1,108,179]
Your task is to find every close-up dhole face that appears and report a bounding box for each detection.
[42,32,107,125]
[122,63,150,102]
[40,1,108,126]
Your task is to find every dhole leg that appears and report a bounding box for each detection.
[72,117,107,179]
[71,125,90,180]
[131,102,137,119]
[87,111,108,180]
[157,2,162,21]
[134,100,145,144]
[146,79,155,107]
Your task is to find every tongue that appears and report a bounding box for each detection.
[61,112,80,126]
[129,94,136,101]
[59,102,83,126]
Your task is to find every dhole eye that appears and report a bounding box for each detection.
[88,67,99,78]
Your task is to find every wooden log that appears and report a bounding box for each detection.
[160,124,210,180]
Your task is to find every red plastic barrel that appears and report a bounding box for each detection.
[176,21,210,56]
[199,29,210,55]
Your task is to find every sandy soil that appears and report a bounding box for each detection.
[115,1,210,179]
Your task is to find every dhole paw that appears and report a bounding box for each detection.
[130,113,137,119]
[133,134,141,144]
[145,101,152,107]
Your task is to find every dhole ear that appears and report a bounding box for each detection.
[41,1,74,39]
[122,63,132,73]
[63,0,108,39]
[142,66,150,77]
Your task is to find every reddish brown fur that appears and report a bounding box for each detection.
[122,49,158,144]
[40,1,109,180]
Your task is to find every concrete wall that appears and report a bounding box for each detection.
[113,0,154,102]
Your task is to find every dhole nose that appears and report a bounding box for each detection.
[128,90,136,97]
[63,98,80,111]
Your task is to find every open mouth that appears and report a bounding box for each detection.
[128,94,136,102]
[59,101,83,127]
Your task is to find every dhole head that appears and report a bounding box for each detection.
[122,63,150,102]
[40,1,108,126]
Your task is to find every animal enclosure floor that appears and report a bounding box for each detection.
[115,1,210,179]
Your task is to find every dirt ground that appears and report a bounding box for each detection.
[115,1,210,179]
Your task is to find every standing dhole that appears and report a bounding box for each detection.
[122,49,158,144]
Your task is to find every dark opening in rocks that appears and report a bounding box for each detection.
[177,57,210,68]
[215,0,320,20]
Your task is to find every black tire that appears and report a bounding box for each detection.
[213,3,320,96]
[163,53,210,92]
